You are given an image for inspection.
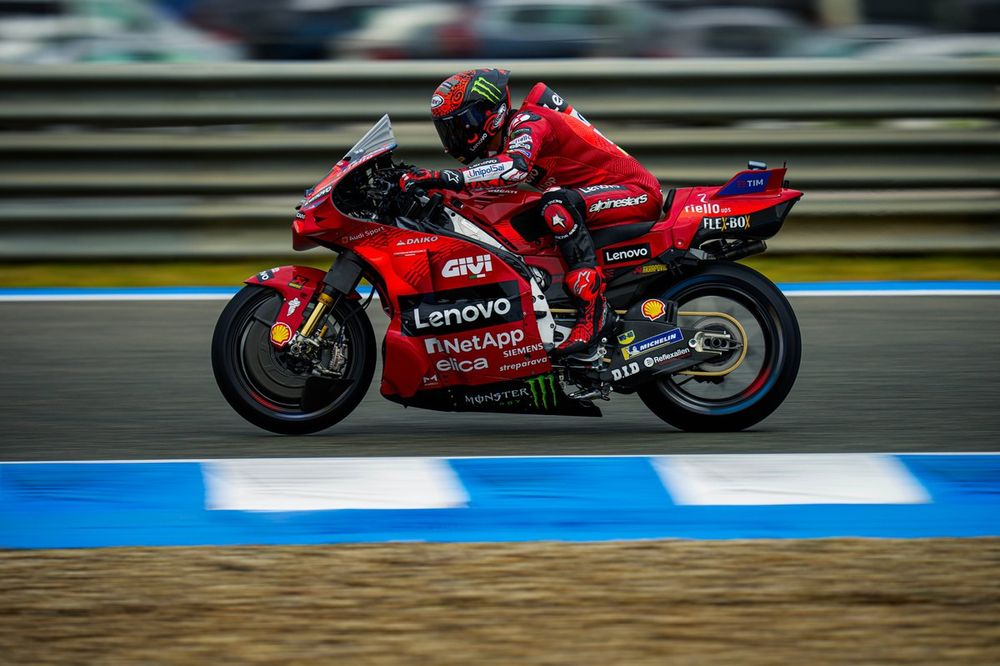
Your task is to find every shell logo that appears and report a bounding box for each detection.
[641,299,666,321]
[270,322,293,346]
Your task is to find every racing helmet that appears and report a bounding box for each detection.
[431,68,511,164]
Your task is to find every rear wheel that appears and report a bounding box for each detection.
[637,262,800,431]
[212,285,376,434]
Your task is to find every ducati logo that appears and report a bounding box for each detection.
[442,254,493,279]
[550,213,566,228]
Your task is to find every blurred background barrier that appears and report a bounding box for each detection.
[1,58,998,260]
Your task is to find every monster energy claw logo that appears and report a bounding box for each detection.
[526,375,558,410]
[472,77,502,103]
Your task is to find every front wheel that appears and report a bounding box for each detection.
[637,262,801,431]
[212,285,376,435]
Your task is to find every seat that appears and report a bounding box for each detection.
[591,221,657,249]
[590,190,675,249]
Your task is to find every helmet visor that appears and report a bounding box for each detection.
[433,105,488,164]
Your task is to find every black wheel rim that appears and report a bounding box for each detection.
[655,279,785,416]
[231,292,363,420]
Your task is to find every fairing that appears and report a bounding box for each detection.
[282,115,801,413]
[665,168,803,250]
[244,265,329,348]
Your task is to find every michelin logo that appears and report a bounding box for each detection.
[622,328,684,360]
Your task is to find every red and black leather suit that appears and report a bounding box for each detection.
[406,80,662,354]
[455,83,663,268]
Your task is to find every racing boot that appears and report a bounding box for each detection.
[555,266,613,358]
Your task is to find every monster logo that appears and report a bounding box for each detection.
[525,374,559,410]
[471,77,503,103]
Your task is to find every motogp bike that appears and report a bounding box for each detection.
[212,116,802,434]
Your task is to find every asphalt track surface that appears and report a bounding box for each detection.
[2,296,998,461]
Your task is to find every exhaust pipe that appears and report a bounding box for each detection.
[717,240,766,261]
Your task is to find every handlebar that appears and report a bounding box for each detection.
[396,185,444,234]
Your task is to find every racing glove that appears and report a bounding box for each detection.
[399,168,464,193]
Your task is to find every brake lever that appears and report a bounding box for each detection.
[424,193,444,224]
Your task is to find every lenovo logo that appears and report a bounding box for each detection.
[412,297,512,331]
[603,244,651,264]
[399,282,523,337]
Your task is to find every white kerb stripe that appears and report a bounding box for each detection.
[203,457,468,511]
[652,453,931,505]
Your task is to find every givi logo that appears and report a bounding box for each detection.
[442,254,493,279]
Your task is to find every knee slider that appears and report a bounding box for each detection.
[540,188,586,238]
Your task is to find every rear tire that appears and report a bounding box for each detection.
[212,285,376,435]
[637,262,800,431]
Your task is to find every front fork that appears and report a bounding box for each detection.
[296,250,366,340]
[299,291,336,338]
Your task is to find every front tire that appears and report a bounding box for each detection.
[212,285,376,435]
[637,262,801,431]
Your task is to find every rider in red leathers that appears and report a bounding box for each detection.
[401,68,663,357]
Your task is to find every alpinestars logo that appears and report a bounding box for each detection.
[570,270,593,297]
[588,194,648,214]
[442,254,493,279]
[526,375,559,410]
[603,244,651,264]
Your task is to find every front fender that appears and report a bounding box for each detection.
[245,265,361,348]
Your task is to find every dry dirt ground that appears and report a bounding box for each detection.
[2,539,999,665]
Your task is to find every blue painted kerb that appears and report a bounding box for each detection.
[2,455,999,549]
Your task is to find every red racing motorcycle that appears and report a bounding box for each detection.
[212,116,802,434]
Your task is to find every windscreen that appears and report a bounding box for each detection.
[300,115,397,210]
[342,114,397,163]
